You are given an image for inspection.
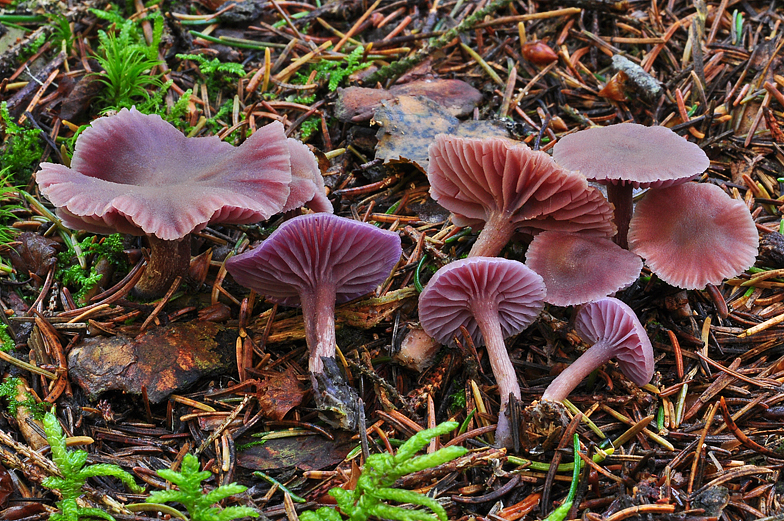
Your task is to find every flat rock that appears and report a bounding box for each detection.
[68,321,237,403]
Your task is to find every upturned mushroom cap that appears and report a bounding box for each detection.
[428,135,615,256]
[575,298,653,386]
[282,139,332,213]
[36,107,293,241]
[525,231,642,306]
[552,123,709,189]
[418,257,545,347]
[226,213,402,307]
[541,297,653,402]
[628,183,759,290]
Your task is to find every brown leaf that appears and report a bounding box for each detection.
[8,232,59,280]
[337,79,482,123]
[372,95,459,168]
[257,369,307,421]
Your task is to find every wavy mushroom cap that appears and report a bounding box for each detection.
[575,297,654,386]
[225,213,402,307]
[525,231,642,306]
[552,123,709,188]
[418,257,545,347]
[36,107,293,240]
[628,183,759,290]
[428,135,607,231]
[283,139,332,213]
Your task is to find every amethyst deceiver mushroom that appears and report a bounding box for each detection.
[552,123,709,248]
[627,182,758,290]
[35,107,315,298]
[428,134,615,257]
[418,257,545,448]
[525,231,642,306]
[541,297,653,402]
[225,213,402,379]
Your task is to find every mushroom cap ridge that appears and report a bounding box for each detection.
[225,213,402,307]
[575,297,653,386]
[552,123,709,188]
[418,257,546,347]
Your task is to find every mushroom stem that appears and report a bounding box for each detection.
[541,340,615,402]
[606,183,633,249]
[473,303,520,449]
[134,236,191,299]
[300,284,338,377]
[468,213,516,257]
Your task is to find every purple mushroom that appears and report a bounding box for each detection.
[553,123,709,248]
[541,297,654,402]
[418,257,545,448]
[628,182,758,290]
[225,213,402,379]
[36,107,329,298]
[428,134,615,257]
[525,231,643,306]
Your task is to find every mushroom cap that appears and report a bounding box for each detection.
[418,257,545,347]
[429,135,613,234]
[552,123,709,188]
[628,183,759,289]
[525,231,642,306]
[574,297,653,386]
[225,213,402,306]
[36,107,292,240]
[282,139,332,213]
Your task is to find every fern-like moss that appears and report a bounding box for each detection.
[146,453,258,521]
[42,412,142,521]
[300,422,467,521]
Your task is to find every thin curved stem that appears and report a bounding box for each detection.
[541,341,614,402]
[473,303,520,449]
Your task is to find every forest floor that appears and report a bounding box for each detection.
[1,0,784,520]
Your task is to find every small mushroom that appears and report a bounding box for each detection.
[225,213,402,380]
[429,134,615,257]
[552,123,709,248]
[541,297,653,402]
[418,257,546,448]
[525,231,643,306]
[36,107,300,298]
[627,183,759,289]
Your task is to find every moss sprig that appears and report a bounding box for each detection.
[301,421,467,521]
[42,412,142,521]
[146,453,258,521]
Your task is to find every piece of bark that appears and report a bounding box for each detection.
[68,321,236,403]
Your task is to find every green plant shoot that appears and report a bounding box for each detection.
[301,421,467,521]
[42,412,143,521]
[146,453,258,521]
[543,434,582,521]
[91,15,164,110]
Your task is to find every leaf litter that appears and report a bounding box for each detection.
[0,0,783,520]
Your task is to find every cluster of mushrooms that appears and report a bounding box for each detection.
[36,109,759,449]
[408,124,758,448]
